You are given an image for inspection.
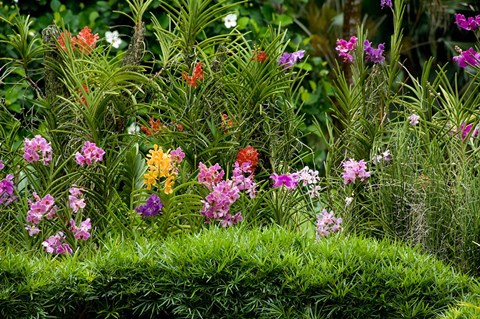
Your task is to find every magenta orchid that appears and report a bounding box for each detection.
[42,232,72,254]
[335,36,358,63]
[70,218,92,240]
[23,135,53,165]
[75,141,105,166]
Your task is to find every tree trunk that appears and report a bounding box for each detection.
[342,0,361,83]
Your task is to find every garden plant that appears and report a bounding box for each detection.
[1,0,480,318]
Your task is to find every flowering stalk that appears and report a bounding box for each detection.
[183,62,204,87]
[75,141,105,166]
[0,173,17,207]
[316,209,342,238]
[341,159,371,185]
[23,135,53,165]
[143,145,185,194]
[135,193,164,217]
[58,26,99,55]
[42,232,72,255]
[198,161,252,227]
[278,50,305,68]
[453,47,480,68]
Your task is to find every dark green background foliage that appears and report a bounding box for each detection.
[0,227,477,318]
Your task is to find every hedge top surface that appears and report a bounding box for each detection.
[0,227,478,318]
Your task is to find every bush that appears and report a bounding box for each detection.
[0,227,476,318]
[439,294,480,319]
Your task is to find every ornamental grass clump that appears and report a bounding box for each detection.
[323,0,480,273]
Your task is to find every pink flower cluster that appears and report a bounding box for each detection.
[69,187,86,213]
[335,36,357,63]
[316,209,342,238]
[270,173,298,190]
[450,122,479,140]
[201,180,241,224]
[23,135,53,165]
[455,14,480,31]
[453,47,480,68]
[26,193,57,227]
[0,173,17,207]
[336,36,385,64]
[270,166,321,198]
[198,162,225,190]
[170,147,186,163]
[75,141,105,166]
[341,159,370,185]
[232,161,257,198]
[199,162,251,227]
[42,232,72,255]
[69,218,92,240]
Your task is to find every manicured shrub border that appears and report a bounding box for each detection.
[0,227,478,318]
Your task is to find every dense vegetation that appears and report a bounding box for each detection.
[2,0,480,316]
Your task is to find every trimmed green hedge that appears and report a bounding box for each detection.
[0,227,478,318]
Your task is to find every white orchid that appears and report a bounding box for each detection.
[224,13,237,28]
[127,122,140,135]
[105,30,122,49]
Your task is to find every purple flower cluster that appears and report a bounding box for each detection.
[69,218,92,240]
[198,162,225,190]
[453,47,480,68]
[221,212,243,227]
[25,187,94,251]
[409,114,420,126]
[372,150,391,165]
[198,162,249,227]
[341,159,370,185]
[455,14,480,31]
[23,135,53,165]
[26,193,58,226]
[232,161,257,198]
[336,36,385,64]
[278,50,305,68]
[450,122,479,140]
[69,187,86,213]
[201,180,240,223]
[75,141,105,166]
[135,193,164,217]
[316,209,342,238]
[42,232,72,255]
[335,36,358,63]
[380,0,392,9]
[0,174,17,207]
[364,40,385,64]
[270,166,322,198]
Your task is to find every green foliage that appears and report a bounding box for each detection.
[323,0,480,274]
[0,0,316,252]
[0,227,477,318]
[439,295,480,319]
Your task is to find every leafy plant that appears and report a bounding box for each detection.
[0,227,476,318]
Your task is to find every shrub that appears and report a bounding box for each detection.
[0,227,476,318]
[439,294,480,319]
